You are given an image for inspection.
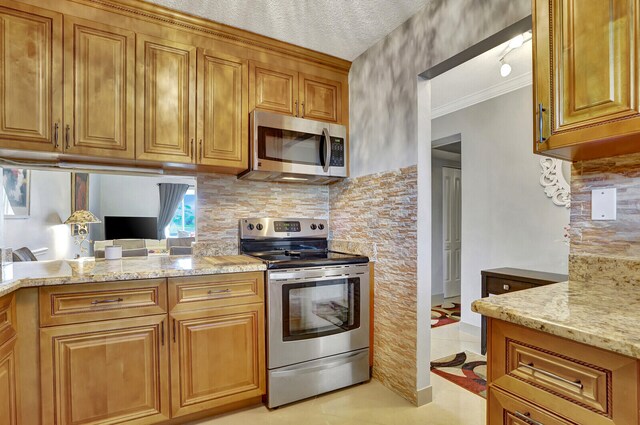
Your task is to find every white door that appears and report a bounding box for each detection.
[442,167,461,298]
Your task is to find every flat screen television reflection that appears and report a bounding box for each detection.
[104,216,158,240]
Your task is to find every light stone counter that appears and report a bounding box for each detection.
[0,255,266,297]
[472,279,640,359]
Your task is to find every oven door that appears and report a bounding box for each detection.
[267,263,369,369]
[251,110,347,178]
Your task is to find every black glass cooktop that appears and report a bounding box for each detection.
[243,249,369,269]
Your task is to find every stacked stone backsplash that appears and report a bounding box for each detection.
[570,152,640,257]
[195,173,329,255]
[330,165,418,403]
[570,152,640,280]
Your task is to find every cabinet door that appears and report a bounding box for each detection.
[197,49,248,171]
[63,17,135,159]
[136,34,196,163]
[534,0,640,156]
[170,303,265,418]
[0,3,62,151]
[299,73,342,123]
[40,315,170,425]
[0,338,17,425]
[250,62,298,116]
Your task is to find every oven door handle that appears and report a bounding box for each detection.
[270,349,368,377]
[321,128,331,173]
[269,272,367,284]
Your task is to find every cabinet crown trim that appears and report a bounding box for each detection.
[82,0,351,72]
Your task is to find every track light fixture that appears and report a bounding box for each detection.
[498,30,532,78]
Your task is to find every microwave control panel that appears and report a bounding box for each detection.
[330,137,345,167]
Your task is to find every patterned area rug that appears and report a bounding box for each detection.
[430,351,487,398]
[431,302,461,328]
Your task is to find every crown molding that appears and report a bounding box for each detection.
[431,71,532,119]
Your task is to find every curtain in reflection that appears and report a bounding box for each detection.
[157,183,189,240]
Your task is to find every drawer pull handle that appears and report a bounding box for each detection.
[503,284,510,291]
[91,298,124,305]
[519,362,583,389]
[208,289,231,295]
[514,411,544,425]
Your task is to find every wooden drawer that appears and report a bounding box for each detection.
[39,279,167,327]
[168,272,264,311]
[489,319,638,425]
[0,294,15,347]
[489,386,578,425]
[486,277,535,295]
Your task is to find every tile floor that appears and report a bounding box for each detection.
[189,322,484,425]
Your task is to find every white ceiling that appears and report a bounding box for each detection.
[431,37,533,117]
[143,0,431,61]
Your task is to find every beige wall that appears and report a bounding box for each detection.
[347,0,530,404]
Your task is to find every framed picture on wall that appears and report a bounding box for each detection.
[71,172,89,213]
[2,168,30,219]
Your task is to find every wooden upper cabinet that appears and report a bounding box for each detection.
[250,62,343,123]
[250,62,298,116]
[170,303,265,418]
[299,73,342,123]
[0,3,62,152]
[197,49,248,171]
[63,17,135,159]
[40,315,170,424]
[136,34,196,164]
[534,0,640,161]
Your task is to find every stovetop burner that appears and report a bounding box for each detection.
[239,218,369,269]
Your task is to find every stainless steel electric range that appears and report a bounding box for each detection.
[240,218,370,408]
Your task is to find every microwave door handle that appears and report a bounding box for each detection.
[321,128,331,173]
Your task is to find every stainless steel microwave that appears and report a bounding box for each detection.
[239,111,348,184]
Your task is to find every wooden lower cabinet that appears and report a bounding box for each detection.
[487,318,639,425]
[40,315,170,425]
[0,338,18,425]
[169,303,265,418]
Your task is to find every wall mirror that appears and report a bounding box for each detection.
[1,167,197,260]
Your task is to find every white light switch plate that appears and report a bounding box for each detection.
[591,188,617,220]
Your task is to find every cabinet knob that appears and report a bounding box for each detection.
[503,284,510,291]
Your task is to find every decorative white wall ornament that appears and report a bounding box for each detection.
[540,158,571,208]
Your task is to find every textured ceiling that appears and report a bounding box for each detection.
[143,0,432,60]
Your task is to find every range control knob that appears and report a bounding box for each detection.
[256,223,264,231]
[247,224,254,231]
[310,224,317,230]
[318,223,325,230]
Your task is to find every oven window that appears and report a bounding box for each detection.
[282,278,360,341]
[258,126,324,166]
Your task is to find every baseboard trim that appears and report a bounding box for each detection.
[459,322,481,338]
[416,385,433,406]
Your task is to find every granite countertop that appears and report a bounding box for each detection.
[0,255,266,297]
[472,280,640,359]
